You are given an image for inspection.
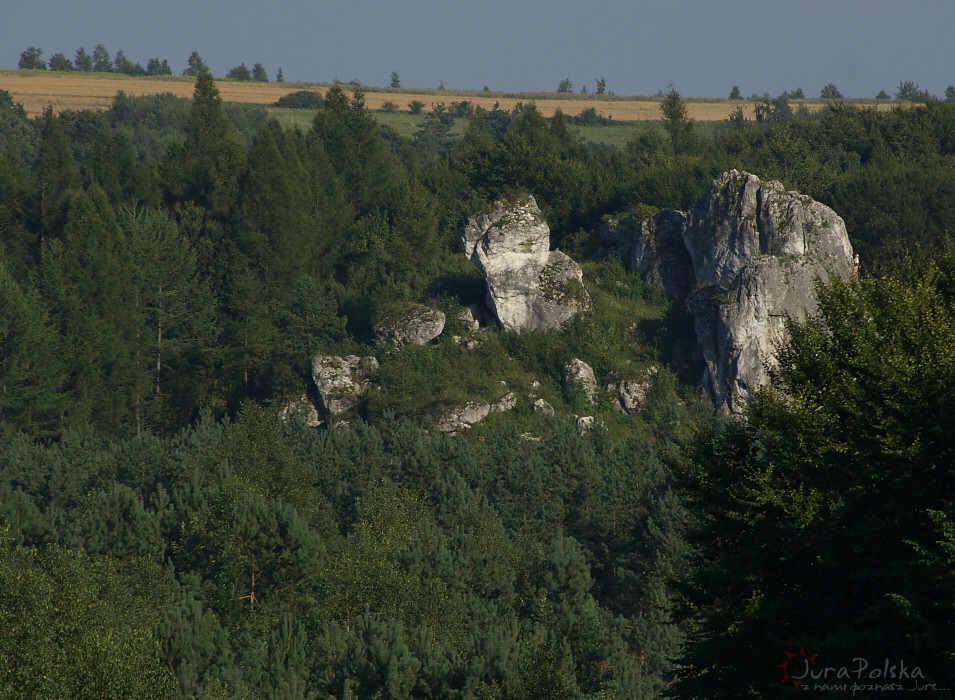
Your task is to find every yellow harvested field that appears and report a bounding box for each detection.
[0,69,896,122]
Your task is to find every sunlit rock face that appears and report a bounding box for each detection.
[601,171,854,413]
[463,195,590,331]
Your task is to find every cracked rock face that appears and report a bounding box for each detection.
[376,303,446,348]
[562,358,598,406]
[436,401,491,433]
[310,355,379,415]
[463,195,590,331]
[601,171,854,414]
[686,171,853,412]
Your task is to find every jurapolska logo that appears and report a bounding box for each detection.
[776,648,948,695]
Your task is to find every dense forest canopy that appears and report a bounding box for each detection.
[0,74,953,697]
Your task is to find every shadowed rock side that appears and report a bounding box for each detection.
[601,170,854,413]
[463,195,590,331]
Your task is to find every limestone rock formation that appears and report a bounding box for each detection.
[610,366,659,415]
[491,392,517,413]
[375,304,445,348]
[562,358,598,406]
[310,355,379,415]
[463,195,590,331]
[599,209,693,298]
[276,395,323,428]
[601,171,854,413]
[687,171,853,412]
[436,401,491,433]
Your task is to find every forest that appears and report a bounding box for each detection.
[0,72,953,698]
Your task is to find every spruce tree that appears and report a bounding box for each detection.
[38,107,79,236]
[309,84,399,216]
[39,186,140,435]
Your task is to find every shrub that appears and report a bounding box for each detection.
[274,90,325,109]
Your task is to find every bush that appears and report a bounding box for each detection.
[408,100,425,115]
[274,90,325,110]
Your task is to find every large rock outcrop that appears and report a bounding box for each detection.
[601,171,854,413]
[463,195,590,331]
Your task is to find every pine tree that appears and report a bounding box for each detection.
[674,259,955,696]
[239,119,316,300]
[125,206,215,433]
[87,126,159,209]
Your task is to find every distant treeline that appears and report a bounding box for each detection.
[16,45,281,82]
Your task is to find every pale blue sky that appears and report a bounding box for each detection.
[3,0,953,98]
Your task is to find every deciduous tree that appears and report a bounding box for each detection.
[17,47,45,70]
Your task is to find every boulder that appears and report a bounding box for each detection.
[437,401,491,433]
[376,303,445,348]
[276,395,323,428]
[608,367,658,415]
[533,398,555,416]
[463,195,590,331]
[310,355,379,415]
[457,306,480,332]
[491,392,517,412]
[562,358,598,406]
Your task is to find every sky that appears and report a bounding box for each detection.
[3,0,954,99]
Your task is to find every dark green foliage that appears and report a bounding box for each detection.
[92,44,112,72]
[38,186,141,435]
[163,73,247,217]
[896,79,933,102]
[114,49,145,76]
[74,47,93,72]
[0,261,62,436]
[820,82,843,99]
[182,51,209,77]
[146,58,173,76]
[274,89,324,109]
[311,84,400,216]
[0,540,179,698]
[38,108,80,234]
[226,63,251,81]
[48,53,73,72]
[86,126,159,208]
[673,258,955,697]
[660,84,696,153]
[18,46,46,70]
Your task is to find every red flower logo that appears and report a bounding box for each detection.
[777,647,817,688]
